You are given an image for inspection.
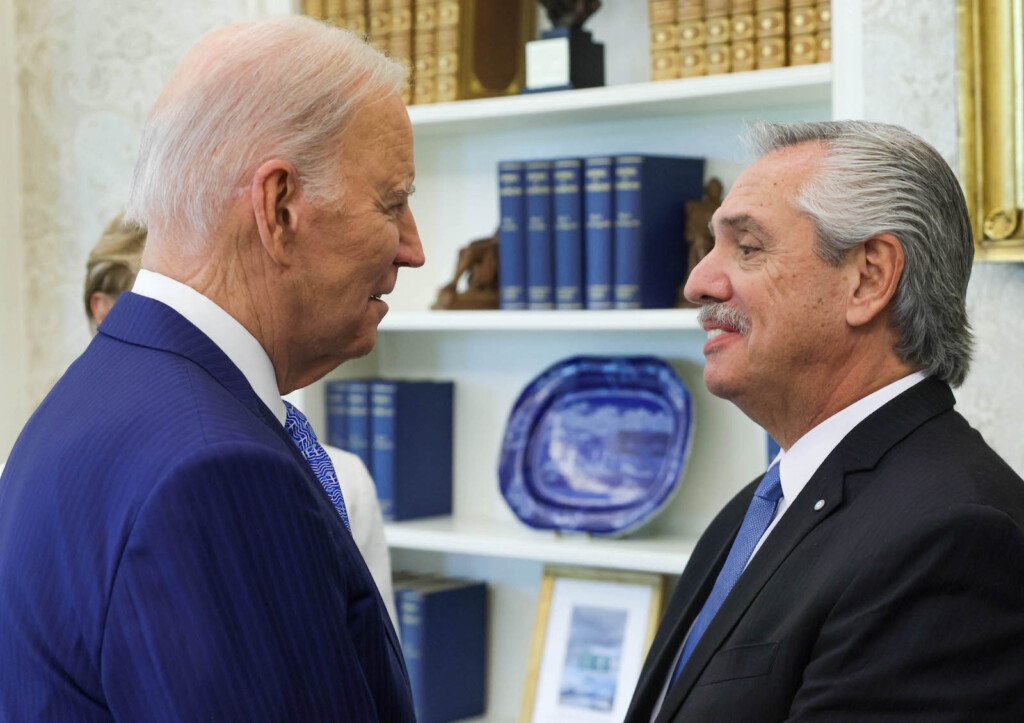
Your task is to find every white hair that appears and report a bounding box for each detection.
[746,120,975,387]
[126,16,405,242]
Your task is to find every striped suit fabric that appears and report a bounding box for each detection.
[0,292,413,721]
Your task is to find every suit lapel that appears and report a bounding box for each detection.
[655,378,956,721]
[656,455,845,721]
[625,486,754,721]
[100,293,408,668]
[629,529,737,719]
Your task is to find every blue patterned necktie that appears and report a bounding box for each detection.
[283,401,351,533]
[671,462,783,684]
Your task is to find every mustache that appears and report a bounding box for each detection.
[697,303,750,334]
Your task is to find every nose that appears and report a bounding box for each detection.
[395,207,425,268]
[683,243,730,305]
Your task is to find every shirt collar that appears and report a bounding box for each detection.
[773,371,928,504]
[131,269,287,425]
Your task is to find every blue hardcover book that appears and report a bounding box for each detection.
[498,161,527,310]
[346,380,372,473]
[370,380,454,521]
[584,156,615,309]
[525,160,555,310]
[325,380,349,450]
[553,158,585,309]
[613,155,706,309]
[399,578,487,723]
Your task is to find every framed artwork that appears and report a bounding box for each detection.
[520,566,664,723]
[957,0,1024,260]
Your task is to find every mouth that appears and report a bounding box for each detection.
[370,294,383,302]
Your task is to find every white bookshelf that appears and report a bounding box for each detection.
[408,63,831,137]
[385,516,695,574]
[379,308,701,331]
[290,3,863,718]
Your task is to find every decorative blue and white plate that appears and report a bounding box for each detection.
[499,356,694,536]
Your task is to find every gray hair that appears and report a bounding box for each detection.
[745,120,974,387]
[126,16,405,241]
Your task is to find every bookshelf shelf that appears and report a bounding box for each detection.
[299,5,860,717]
[385,516,696,574]
[379,308,703,332]
[407,64,831,137]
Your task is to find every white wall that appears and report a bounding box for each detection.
[0,0,27,460]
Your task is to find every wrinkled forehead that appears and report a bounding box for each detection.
[713,144,825,220]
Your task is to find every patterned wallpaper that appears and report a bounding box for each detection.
[11,0,1024,472]
[13,0,272,407]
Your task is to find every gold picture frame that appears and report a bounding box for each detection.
[957,0,1024,260]
[520,566,665,723]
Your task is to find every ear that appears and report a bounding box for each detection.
[90,291,116,326]
[251,159,301,268]
[846,233,904,328]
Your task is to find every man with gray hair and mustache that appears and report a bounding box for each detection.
[0,17,422,720]
[626,121,1024,722]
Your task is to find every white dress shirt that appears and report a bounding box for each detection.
[651,370,928,719]
[131,270,398,628]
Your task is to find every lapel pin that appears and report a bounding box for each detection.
[814,499,826,511]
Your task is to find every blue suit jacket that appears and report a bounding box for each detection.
[0,293,414,721]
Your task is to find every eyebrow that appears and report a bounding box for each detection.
[388,182,416,201]
[712,213,774,241]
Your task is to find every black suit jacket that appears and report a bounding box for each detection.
[626,378,1024,722]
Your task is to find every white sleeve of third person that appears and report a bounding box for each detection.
[323,445,398,630]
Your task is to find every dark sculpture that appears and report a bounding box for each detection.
[432,230,500,310]
[676,177,724,307]
[539,0,601,29]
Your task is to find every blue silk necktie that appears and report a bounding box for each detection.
[671,462,783,684]
[284,401,352,533]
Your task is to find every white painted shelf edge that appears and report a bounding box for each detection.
[379,308,703,331]
[408,64,832,135]
[384,516,696,574]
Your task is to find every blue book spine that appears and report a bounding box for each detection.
[370,381,397,521]
[584,156,615,309]
[553,158,584,309]
[613,155,706,309]
[525,160,555,310]
[498,161,527,310]
[325,380,349,449]
[412,582,488,723]
[390,381,454,521]
[346,381,372,473]
[398,587,425,722]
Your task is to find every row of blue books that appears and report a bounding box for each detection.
[325,379,453,522]
[394,572,488,723]
[498,154,706,310]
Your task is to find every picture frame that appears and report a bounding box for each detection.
[957,0,1024,260]
[520,566,665,723]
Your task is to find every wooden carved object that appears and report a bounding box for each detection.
[432,230,501,310]
[676,177,724,307]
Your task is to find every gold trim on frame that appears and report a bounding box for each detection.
[958,0,1024,261]
[519,565,665,723]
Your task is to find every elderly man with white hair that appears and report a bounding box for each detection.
[0,17,422,720]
